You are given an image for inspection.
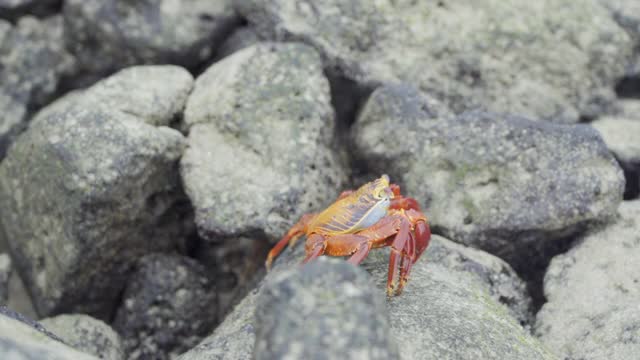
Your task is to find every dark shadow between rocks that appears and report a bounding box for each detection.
[0,0,62,23]
[509,233,581,314]
[618,158,640,200]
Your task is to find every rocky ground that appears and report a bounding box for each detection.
[0,1,639,359]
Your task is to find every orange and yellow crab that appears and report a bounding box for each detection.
[266,175,431,295]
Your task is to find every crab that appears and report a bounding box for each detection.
[266,175,431,295]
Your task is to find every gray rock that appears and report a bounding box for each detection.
[63,0,240,76]
[0,0,59,21]
[1,306,64,343]
[237,0,631,123]
[112,254,217,360]
[41,314,125,360]
[182,42,347,240]
[600,0,640,41]
[352,84,624,265]
[0,66,190,319]
[0,90,27,159]
[0,254,10,304]
[214,26,260,60]
[179,235,545,360]
[5,271,37,319]
[0,15,76,159]
[536,200,640,359]
[591,109,640,199]
[0,308,98,360]
[180,42,348,314]
[254,258,399,360]
[0,15,75,108]
[70,65,194,127]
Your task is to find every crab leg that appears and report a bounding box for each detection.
[302,233,327,264]
[387,219,411,295]
[266,213,316,269]
[397,231,416,294]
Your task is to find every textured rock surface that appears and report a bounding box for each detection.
[0,254,10,304]
[41,314,125,360]
[179,235,543,360]
[601,0,640,41]
[181,42,348,314]
[536,200,640,359]
[112,254,217,360]
[238,0,631,123]
[255,258,399,360]
[0,15,75,159]
[182,42,347,241]
[0,308,98,360]
[1,306,64,345]
[63,0,240,76]
[0,66,189,319]
[592,104,640,199]
[353,84,624,264]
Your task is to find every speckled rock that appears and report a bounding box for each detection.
[63,0,240,77]
[0,307,98,360]
[0,254,11,304]
[0,66,189,319]
[180,42,348,314]
[182,42,347,240]
[352,84,624,265]
[255,258,399,360]
[536,200,640,359]
[0,0,59,21]
[0,15,75,159]
[178,235,543,360]
[41,314,125,360]
[112,254,217,360]
[601,0,640,41]
[0,87,27,160]
[238,0,631,123]
[592,103,640,199]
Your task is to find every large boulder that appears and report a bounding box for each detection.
[0,65,191,319]
[180,42,348,314]
[535,200,640,359]
[112,254,217,360]
[63,0,240,77]
[41,314,125,360]
[178,235,546,360]
[237,0,632,123]
[0,307,98,360]
[254,258,399,360]
[182,42,347,240]
[352,84,624,266]
[0,15,76,159]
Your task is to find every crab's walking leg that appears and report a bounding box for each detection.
[397,232,416,294]
[266,213,316,270]
[302,233,327,264]
[387,219,411,295]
